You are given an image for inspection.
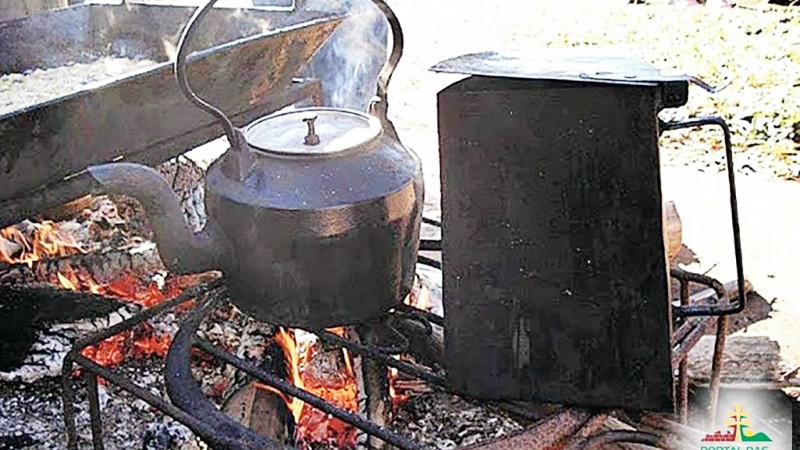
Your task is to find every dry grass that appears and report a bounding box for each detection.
[388,0,800,180]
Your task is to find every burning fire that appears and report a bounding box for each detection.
[1,220,189,368]
[262,284,433,448]
[261,327,360,449]
[81,323,173,368]
[76,274,187,367]
[0,220,85,267]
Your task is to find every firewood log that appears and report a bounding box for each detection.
[0,242,163,285]
[42,195,95,222]
[352,325,394,450]
[221,343,294,445]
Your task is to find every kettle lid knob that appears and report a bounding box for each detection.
[302,114,320,146]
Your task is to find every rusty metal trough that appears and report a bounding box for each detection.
[0,2,342,226]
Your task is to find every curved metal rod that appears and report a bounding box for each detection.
[166,295,292,450]
[662,116,746,317]
[371,0,403,104]
[175,0,240,148]
[369,317,413,354]
[395,302,444,328]
[670,267,727,305]
[574,430,665,449]
[389,308,434,337]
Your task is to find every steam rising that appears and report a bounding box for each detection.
[304,0,388,112]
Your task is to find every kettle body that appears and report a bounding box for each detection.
[206,107,423,327]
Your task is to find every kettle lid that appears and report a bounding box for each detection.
[244,107,382,156]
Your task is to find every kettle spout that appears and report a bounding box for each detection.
[87,163,233,275]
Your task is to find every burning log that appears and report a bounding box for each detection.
[42,195,96,222]
[223,384,295,444]
[222,341,296,447]
[352,325,394,450]
[0,283,128,375]
[0,241,163,285]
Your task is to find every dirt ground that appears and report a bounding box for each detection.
[384,0,800,370]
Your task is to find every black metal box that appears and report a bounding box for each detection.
[436,54,675,411]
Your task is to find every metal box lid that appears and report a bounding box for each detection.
[431,50,714,89]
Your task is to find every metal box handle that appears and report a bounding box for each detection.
[661,116,746,317]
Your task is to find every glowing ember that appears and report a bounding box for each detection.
[267,327,360,449]
[106,271,184,308]
[81,325,172,369]
[74,274,185,368]
[81,334,127,367]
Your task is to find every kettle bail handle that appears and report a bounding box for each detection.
[174,0,245,151]
[369,0,403,122]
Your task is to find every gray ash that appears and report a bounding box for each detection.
[0,57,157,116]
[393,392,525,450]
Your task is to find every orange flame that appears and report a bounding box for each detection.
[266,327,360,449]
[274,327,306,423]
[2,217,195,372]
[56,272,77,291]
[0,221,85,267]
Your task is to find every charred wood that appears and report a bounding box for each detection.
[0,283,124,371]
[0,283,124,323]
[220,331,294,445]
[353,325,393,450]
[388,316,442,370]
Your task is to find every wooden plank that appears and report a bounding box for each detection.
[687,336,787,387]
